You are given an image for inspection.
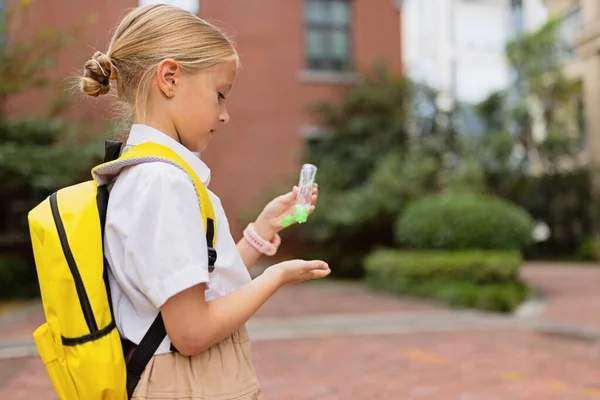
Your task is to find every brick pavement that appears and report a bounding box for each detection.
[1,330,599,399]
[520,263,600,330]
[0,357,53,400]
[0,303,45,342]
[0,263,598,399]
[255,280,448,319]
[251,330,600,399]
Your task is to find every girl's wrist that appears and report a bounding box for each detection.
[262,264,285,289]
[253,217,278,241]
[243,222,281,256]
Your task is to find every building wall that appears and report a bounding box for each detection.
[5,0,137,122]
[6,0,402,236]
[546,0,600,165]
[545,0,579,15]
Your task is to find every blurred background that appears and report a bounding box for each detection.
[0,0,599,399]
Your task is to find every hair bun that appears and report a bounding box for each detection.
[81,51,118,97]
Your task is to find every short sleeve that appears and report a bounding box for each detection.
[122,163,209,308]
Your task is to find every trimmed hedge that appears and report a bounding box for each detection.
[364,249,528,312]
[396,193,534,251]
[364,249,522,283]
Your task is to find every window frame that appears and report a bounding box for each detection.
[304,0,353,72]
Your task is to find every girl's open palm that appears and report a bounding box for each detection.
[266,259,330,285]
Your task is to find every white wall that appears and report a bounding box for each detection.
[402,0,547,105]
[401,0,444,88]
[453,0,510,103]
[523,0,549,31]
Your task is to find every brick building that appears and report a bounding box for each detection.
[7,0,402,236]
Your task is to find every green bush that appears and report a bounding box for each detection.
[0,256,39,299]
[576,237,600,262]
[300,65,486,278]
[364,249,528,312]
[520,169,597,258]
[0,118,104,194]
[396,193,534,251]
[0,119,104,299]
[365,249,522,283]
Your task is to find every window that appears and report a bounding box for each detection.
[304,0,352,71]
[558,5,583,62]
[510,0,524,36]
[138,0,198,15]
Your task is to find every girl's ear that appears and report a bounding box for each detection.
[156,59,181,98]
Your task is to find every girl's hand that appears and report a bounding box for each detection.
[265,259,330,286]
[253,184,318,239]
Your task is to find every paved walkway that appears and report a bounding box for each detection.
[521,262,600,330]
[0,263,599,399]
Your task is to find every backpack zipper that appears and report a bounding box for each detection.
[50,192,98,334]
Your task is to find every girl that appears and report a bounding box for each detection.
[81,4,330,399]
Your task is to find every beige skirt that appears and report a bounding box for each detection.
[131,325,262,400]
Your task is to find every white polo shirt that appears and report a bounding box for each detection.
[104,124,252,354]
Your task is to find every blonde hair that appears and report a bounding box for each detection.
[81,4,238,122]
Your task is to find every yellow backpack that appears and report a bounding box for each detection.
[28,141,217,399]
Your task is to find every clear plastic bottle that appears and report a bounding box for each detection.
[281,163,318,227]
[294,164,317,223]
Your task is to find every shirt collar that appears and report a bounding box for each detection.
[125,124,211,186]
